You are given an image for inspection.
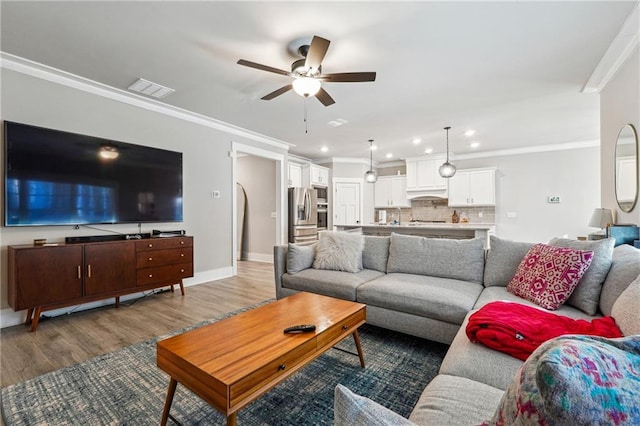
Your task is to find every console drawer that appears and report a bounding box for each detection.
[137,262,193,286]
[136,237,192,252]
[229,338,316,408]
[136,247,192,268]
[316,308,366,349]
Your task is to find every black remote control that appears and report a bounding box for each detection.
[283,324,316,334]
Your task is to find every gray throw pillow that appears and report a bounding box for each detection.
[313,231,364,273]
[611,274,640,336]
[362,236,390,273]
[548,237,615,315]
[387,233,485,283]
[286,243,315,274]
[484,236,534,287]
[334,384,416,426]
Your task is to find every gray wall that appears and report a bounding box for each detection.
[601,47,640,225]
[455,147,600,242]
[237,155,277,261]
[0,68,287,311]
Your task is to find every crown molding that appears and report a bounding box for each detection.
[0,52,294,151]
[582,3,640,93]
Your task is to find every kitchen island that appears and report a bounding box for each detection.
[335,223,495,247]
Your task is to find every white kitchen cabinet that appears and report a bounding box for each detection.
[448,168,496,207]
[303,164,330,187]
[374,176,411,208]
[288,163,303,187]
[406,156,448,191]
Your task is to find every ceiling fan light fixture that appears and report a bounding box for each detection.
[439,126,456,178]
[292,77,321,97]
[364,139,378,183]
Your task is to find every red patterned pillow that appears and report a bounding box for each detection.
[507,243,594,310]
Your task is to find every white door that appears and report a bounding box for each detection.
[334,182,361,226]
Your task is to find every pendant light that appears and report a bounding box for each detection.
[438,126,456,178]
[364,139,378,183]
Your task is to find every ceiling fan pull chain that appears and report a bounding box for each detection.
[304,96,309,134]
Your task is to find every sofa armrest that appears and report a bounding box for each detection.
[334,384,416,426]
[273,245,288,299]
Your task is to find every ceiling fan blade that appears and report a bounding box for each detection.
[261,84,293,100]
[304,36,330,71]
[315,87,335,106]
[321,72,377,82]
[237,59,290,76]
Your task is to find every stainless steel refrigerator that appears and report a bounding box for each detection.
[288,187,318,245]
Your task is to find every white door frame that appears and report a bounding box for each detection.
[332,177,365,228]
[231,142,287,275]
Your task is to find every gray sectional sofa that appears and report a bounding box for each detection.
[273,232,640,425]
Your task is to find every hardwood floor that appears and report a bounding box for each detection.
[0,261,276,388]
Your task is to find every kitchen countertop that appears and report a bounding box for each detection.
[358,223,495,230]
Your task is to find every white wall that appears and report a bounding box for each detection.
[600,46,640,225]
[456,147,601,242]
[0,66,288,317]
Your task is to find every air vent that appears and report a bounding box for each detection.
[127,78,175,98]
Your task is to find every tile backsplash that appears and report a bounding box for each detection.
[377,200,495,224]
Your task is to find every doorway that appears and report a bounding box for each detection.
[232,142,287,275]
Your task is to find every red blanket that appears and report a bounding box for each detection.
[466,301,622,361]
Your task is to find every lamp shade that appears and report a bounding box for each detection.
[438,161,456,178]
[588,208,614,228]
[364,169,378,183]
[292,77,321,97]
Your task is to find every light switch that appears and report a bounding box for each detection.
[212,190,221,199]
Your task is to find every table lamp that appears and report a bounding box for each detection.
[588,208,614,237]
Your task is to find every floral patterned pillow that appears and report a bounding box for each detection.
[507,243,593,310]
[483,335,640,426]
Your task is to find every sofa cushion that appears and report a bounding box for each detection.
[484,335,640,426]
[474,286,601,321]
[612,274,640,336]
[282,268,384,301]
[409,374,503,426]
[600,244,640,316]
[313,230,364,273]
[483,236,534,287]
[362,236,390,273]
[334,384,415,426]
[357,273,483,325]
[387,233,485,284]
[506,243,593,310]
[549,237,615,315]
[286,243,315,274]
[439,309,526,390]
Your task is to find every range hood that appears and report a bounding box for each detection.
[406,188,448,200]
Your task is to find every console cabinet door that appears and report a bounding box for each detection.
[9,245,83,310]
[84,242,136,296]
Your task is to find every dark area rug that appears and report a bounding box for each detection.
[1,301,448,425]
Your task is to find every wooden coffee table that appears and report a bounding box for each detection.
[157,292,366,425]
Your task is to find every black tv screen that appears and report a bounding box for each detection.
[3,121,183,226]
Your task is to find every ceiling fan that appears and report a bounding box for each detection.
[237,35,376,106]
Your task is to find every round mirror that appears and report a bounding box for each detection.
[615,124,638,213]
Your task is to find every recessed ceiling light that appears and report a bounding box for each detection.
[386,153,393,159]
[470,142,480,148]
[424,148,433,154]
[464,130,476,137]
[412,138,422,145]
[327,118,348,127]
[320,146,328,153]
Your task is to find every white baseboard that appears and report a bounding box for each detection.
[0,266,234,329]
[242,252,274,263]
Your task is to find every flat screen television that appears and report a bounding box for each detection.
[3,121,183,226]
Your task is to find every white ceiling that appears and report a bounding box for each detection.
[1,1,637,164]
